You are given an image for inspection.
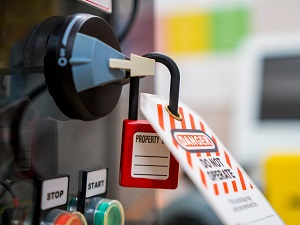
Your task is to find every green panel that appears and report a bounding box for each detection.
[211,8,250,51]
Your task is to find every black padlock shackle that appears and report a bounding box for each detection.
[128,76,140,120]
[128,52,180,120]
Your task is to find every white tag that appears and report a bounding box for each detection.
[132,132,170,180]
[86,169,107,198]
[41,176,69,210]
[77,0,112,13]
[140,93,285,225]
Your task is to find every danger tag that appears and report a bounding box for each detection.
[140,93,285,225]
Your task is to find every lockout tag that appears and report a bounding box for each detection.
[140,93,285,225]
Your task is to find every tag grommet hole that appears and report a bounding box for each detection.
[165,105,182,121]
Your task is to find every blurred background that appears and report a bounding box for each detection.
[154,0,300,224]
[0,0,300,224]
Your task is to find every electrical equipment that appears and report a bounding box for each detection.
[71,168,125,225]
[84,197,124,225]
[23,13,128,121]
[231,35,300,165]
[77,168,108,213]
[0,1,157,225]
[42,209,87,225]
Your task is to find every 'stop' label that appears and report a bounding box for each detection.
[41,176,69,210]
[171,129,218,153]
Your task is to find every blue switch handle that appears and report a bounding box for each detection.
[69,33,126,92]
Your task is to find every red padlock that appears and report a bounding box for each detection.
[119,53,181,189]
[119,77,179,189]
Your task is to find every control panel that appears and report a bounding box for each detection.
[0,1,158,224]
[0,9,129,225]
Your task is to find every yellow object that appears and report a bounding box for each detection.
[266,154,300,224]
[165,13,211,53]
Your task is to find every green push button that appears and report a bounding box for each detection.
[94,199,124,225]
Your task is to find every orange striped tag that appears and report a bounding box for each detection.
[140,93,284,225]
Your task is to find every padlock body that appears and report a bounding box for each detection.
[119,119,179,189]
